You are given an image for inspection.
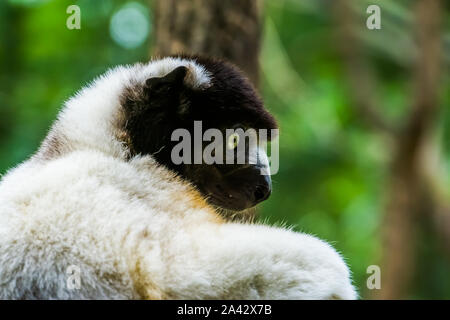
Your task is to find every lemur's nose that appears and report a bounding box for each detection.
[250,172,272,205]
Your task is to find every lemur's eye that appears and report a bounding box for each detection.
[227,133,240,150]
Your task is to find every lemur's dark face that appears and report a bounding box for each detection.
[121,56,277,212]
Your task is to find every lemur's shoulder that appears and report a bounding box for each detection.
[33,57,215,163]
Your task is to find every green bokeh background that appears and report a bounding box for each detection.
[0,0,449,299]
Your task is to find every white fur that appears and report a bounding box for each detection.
[0,58,357,299]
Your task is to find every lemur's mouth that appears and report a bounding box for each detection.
[197,166,272,212]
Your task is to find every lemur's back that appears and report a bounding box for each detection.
[0,58,222,299]
[0,152,135,299]
[0,150,217,299]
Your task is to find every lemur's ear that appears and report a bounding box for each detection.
[144,66,191,118]
[145,66,188,92]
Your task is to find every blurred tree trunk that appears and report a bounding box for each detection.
[152,0,262,86]
[380,0,442,299]
[336,0,443,299]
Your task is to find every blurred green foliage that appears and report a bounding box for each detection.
[0,0,449,298]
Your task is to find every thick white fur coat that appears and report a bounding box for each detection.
[0,57,357,299]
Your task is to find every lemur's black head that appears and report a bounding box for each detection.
[121,55,278,212]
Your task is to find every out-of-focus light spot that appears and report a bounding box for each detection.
[109,2,150,49]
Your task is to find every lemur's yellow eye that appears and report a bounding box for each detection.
[227,133,240,150]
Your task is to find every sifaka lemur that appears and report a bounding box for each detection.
[0,55,356,299]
